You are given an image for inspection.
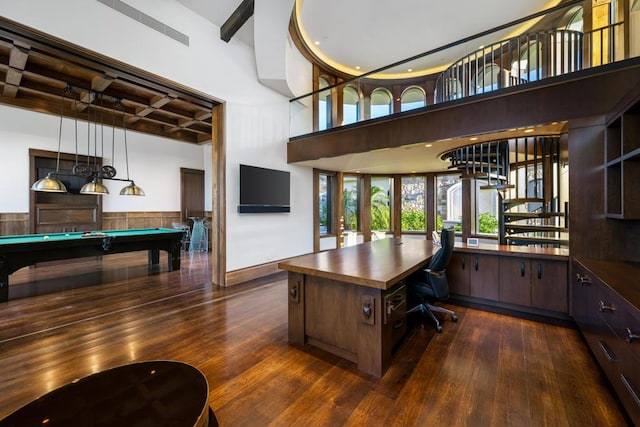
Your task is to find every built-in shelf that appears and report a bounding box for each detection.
[605,101,640,219]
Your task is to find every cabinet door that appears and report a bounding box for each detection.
[448,253,470,296]
[531,260,568,313]
[499,257,531,306]
[469,254,499,300]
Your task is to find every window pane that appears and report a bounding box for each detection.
[343,86,359,125]
[318,78,330,131]
[475,180,499,235]
[401,87,426,112]
[401,176,425,231]
[371,89,392,119]
[319,174,331,235]
[436,175,462,232]
[371,176,392,231]
[343,175,359,231]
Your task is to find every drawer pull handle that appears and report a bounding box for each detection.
[461,255,465,270]
[576,274,591,286]
[520,261,525,277]
[386,299,405,315]
[597,340,617,363]
[363,303,372,318]
[475,257,478,271]
[599,301,616,313]
[393,319,404,329]
[621,374,640,409]
[626,328,640,343]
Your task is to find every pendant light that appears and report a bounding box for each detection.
[31,89,68,193]
[117,100,144,196]
[80,98,108,195]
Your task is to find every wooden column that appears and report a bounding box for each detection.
[211,103,226,286]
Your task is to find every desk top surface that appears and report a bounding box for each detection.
[0,360,210,427]
[279,238,438,290]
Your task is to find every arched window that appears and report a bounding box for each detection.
[370,88,392,119]
[318,77,331,131]
[472,64,501,95]
[342,85,360,125]
[400,86,426,112]
[565,7,583,32]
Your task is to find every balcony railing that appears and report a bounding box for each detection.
[289,0,633,138]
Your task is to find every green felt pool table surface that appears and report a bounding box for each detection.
[0,228,184,302]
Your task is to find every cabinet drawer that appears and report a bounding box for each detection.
[596,282,640,359]
[592,322,621,383]
[617,346,640,425]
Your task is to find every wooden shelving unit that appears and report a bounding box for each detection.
[605,101,640,219]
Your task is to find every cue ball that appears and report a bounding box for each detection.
[43,235,49,240]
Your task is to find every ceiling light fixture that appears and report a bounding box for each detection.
[30,89,69,193]
[32,84,145,196]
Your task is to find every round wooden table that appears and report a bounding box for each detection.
[0,360,217,427]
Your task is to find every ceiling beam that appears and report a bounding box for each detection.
[3,42,29,98]
[220,0,254,43]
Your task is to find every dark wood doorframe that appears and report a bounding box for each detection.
[211,103,226,287]
[180,168,205,223]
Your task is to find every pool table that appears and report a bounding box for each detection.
[0,228,185,302]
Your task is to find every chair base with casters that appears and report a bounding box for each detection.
[406,297,457,333]
[406,227,457,333]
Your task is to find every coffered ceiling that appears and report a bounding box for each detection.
[0,17,217,145]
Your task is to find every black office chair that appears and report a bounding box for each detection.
[407,227,457,332]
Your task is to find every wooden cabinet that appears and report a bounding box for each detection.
[571,258,640,425]
[605,100,640,219]
[531,259,567,312]
[448,253,470,295]
[468,253,499,300]
[499,258,568,312]
[499,257,530,306]
[449,246,568,317]
[30,149,102,234]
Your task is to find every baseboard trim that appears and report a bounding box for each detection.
[226,258,291,286]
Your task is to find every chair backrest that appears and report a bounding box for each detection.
[428,227,455,272]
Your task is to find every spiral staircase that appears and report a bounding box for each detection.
[442,136,568,247]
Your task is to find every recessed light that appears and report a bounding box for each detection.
[411,170,417,173]
[470,137,478,141]
[314,41,320,46]
[355,66,361,70]
[407,68,413,72]
[425,144,433,148]
[524,128,534,133]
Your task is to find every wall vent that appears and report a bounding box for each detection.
[97,0,189,46]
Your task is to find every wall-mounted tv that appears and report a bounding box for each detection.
[238,164,290,213]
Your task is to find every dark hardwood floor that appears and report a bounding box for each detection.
[0,251,630,426]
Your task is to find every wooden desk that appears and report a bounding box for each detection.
[278,238,437,376]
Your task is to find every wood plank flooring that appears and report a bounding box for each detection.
[0,251,631,426]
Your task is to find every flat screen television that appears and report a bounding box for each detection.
[238,164,290,213]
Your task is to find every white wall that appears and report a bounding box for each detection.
[0,0,314,272]
[0,104,204,213]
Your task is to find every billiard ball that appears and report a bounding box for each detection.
[43,235,49,240]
